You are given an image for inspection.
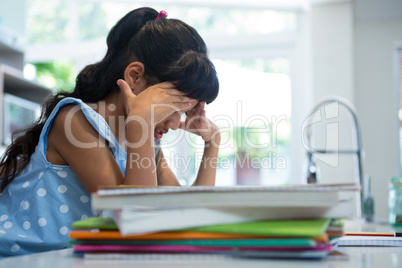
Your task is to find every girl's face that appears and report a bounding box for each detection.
[154,101,198,140]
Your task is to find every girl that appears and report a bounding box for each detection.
[0,7,219,257]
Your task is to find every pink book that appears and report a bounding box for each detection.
[74,244,231,252]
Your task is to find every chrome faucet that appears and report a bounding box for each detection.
[303,96,374,222]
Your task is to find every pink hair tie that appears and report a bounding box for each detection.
[155,10,168,20]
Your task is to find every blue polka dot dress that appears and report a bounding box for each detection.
[0,97,159,257]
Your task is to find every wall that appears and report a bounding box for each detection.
[354,0,402,220]
[308,0,402,220]
[309,1,358,187]
[311,2,354,102]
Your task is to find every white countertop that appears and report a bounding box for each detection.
[1,247,402,268]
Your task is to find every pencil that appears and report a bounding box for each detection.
[345,232,402,237]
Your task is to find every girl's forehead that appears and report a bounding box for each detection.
[192,101,200,109]
[183,100,199,113]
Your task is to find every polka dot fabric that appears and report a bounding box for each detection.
[0,98,150,258]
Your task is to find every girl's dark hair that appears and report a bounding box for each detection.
[0,7,219,193]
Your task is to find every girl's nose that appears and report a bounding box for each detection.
[166,120,180,130]
[166,113,181,130]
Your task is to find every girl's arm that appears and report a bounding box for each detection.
[49,104,160,193]
[48,80,193,193]
[124,116,158,186]
[155,149,181,186]
[154,138,220,186]
[119,79,196,187]
[179,102,221,186]
[48,105,127,193]
[154,102,220,186]
[192,134,221,186]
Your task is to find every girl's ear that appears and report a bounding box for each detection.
[123,62,147,95]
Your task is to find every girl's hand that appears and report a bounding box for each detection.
[117,79,193,126]
[179,102,220,145]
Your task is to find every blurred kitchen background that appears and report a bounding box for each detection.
[0,0,401,221]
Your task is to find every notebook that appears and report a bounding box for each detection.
[92,183,359,212]
[337,236,402,247]
[114,201,355,235]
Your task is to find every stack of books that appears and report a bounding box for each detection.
[69,217,342,259]
[69,183,358,260]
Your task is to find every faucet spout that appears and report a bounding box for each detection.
[304,96,372,221]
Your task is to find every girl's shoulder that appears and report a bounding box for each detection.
[45,97,99,135]
[46,101,100,166]
[51,103,89,130]
[47,99,99,145]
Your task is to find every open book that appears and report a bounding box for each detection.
[92,183,360,212]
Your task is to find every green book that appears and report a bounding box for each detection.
[183,219,330,238]
[69,238,316,247]
[72,217,118,230]
[71,218,330,238]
